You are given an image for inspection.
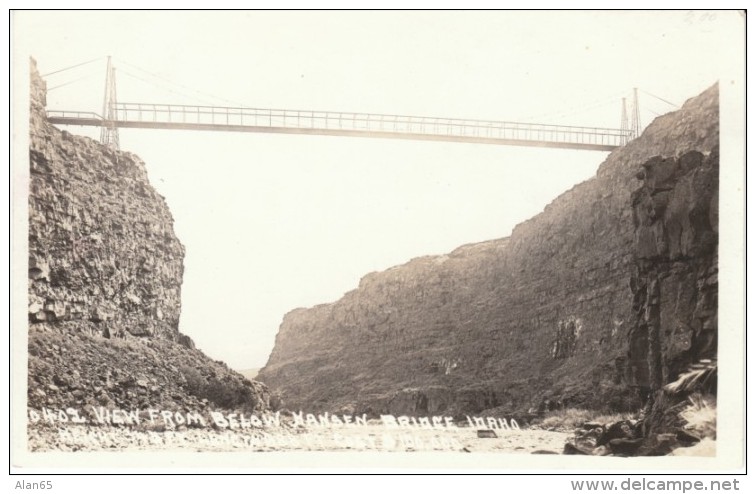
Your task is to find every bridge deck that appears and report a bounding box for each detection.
[47,103,630,151]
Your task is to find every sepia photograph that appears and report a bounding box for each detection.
[10,9,746,474]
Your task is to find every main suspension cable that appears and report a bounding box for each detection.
[41,57,104,78]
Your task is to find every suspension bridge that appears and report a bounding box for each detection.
[44,57,646,152]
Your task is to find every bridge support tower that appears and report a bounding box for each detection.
[99,56,120,150]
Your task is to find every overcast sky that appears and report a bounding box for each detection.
[13,11,743,370]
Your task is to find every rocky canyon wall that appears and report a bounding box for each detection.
[628,149,718,397]
[27,59,271,416]
[258,84,719,417]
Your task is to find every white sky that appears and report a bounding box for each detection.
[12,11,743,370]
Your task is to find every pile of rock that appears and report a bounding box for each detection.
[564,361,716,457]
[564,418,703,457]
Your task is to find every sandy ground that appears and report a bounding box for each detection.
[28,422,572,454]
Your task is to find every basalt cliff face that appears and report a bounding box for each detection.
[27,59,271,420]
[258,84,719,417]
[628,150,718,395]
[29,68,185,342]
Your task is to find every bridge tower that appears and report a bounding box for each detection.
[631,87,641,140]
[99,56,120,150]
[620,97,629,145]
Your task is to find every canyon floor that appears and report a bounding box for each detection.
[28,422,572,454]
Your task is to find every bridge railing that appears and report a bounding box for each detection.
[46,110,104,121]
[111,103,632,147]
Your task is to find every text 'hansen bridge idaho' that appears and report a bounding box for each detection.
[45,57,642,152]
